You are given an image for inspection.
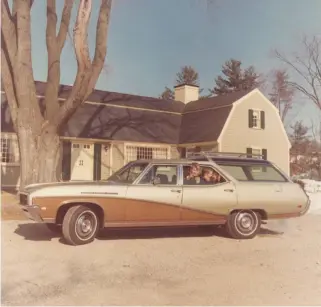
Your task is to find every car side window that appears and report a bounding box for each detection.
[183,165,226,186]
[138,165,178,185]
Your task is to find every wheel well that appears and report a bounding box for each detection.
[56,202,105,228]
[230,209,267,220]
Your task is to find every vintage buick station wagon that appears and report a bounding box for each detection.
[19,152,310,245]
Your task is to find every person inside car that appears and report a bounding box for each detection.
[211,171,221,184]
[200,167,215,184]
[184,163,201,185]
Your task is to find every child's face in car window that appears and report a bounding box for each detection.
[203,170,214,181]
[189,166,199,177]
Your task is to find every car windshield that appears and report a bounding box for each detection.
[107,162,149,184]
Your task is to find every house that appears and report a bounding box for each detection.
[1,82,291,189]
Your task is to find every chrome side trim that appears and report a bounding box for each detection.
[104,220,226,228]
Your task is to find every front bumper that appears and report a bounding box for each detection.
[21,205,43,222]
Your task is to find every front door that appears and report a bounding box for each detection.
[125,164,182,223]
[181,164,238,223]
[70,143,94,181]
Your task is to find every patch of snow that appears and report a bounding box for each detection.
[302,180,321,215]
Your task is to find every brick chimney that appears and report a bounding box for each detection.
[174,84,199,104]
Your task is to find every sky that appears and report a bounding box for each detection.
[30,0,321,128]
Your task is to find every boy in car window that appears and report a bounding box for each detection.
[201,167,214,184]
[184,163,201,185]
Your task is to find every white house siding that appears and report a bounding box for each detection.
[112,143,125,173]
[101,143,112,180]
[219,91,290,175]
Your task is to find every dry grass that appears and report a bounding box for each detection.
[1,191,26,221]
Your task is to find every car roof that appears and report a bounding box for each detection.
[132,157,271,165]
[134,159,213,164]
[198,156,271,165]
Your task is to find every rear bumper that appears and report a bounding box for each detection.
[299,197,311,216]
[21,205,44,222]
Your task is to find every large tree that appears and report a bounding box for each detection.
[1,0,112,190]
[275,35,321,110]
[211,59,261,96]
[160,65,210,100]
[176,65,199,86]
[269,69,295,123]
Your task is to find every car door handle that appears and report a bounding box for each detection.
[171,189,181,193]
[224,189,234,192]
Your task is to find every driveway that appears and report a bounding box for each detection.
[2,216,321,306]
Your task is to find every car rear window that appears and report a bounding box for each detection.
[217,163,287,182]
[218,165,248,181]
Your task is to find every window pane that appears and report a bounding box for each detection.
[248,166,286,182]
[139,165,177,185]
[218,165,248,181]
[252,148,261,155]
[107,163,148,183]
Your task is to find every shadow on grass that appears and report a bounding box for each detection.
[13,222,284,243]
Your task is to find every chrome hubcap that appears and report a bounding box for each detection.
[235,212,257,234]
[76,212,96,238]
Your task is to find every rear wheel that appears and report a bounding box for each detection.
[62,205,99,246]
[226,210,261,239]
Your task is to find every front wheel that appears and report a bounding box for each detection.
[62,205,99,246]
[226,210,261,239]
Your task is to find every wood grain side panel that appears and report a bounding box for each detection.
[180,207,227,222]
[32,196,227,224]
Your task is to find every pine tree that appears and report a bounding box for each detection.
[175,65,199,86]
[211,59,260,96]
[159,87,174,100]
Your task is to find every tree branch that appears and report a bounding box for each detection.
[1,0,17,65]
[274,35,321,110]
[54,0,112,130]
[1,34,19,130]
[44,0,74,120]
[15,0,39,110]
[87,0,112,95]
[57,0,74,51]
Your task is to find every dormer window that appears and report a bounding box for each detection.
[249,109,265,129]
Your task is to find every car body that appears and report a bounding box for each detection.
[19,152,310,245]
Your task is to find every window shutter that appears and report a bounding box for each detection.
[62,141,71,181]
[246,147,252,158]
[93,143,102,181]
[260,111,265,129]
[248,109,254,128]
[262,148,267,160]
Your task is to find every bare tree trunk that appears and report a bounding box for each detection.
[1,0,112,191]
[17,126,60,188]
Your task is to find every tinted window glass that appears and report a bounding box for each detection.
[217,163,287,182]
[139,165,177,185]
[107,163,148,184]
[248,165,286,182]
[218,165,248,181]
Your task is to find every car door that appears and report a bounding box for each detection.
[181,164,238,223]
[125,163,182,224]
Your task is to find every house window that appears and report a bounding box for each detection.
[252,111,260,128]
[125,145,169,163]
[249,109,265,129]
[1,135,19,164]
[246,147,267,160]
[137,147,153,160]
